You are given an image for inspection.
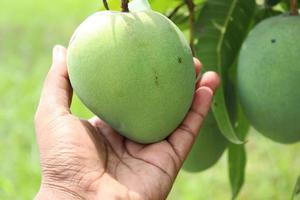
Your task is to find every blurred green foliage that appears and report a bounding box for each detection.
[0,0,299,199]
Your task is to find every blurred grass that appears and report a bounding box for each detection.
[0,0,299,199]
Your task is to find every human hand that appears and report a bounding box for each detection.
[34,45,220,200]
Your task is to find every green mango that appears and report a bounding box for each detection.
[183,112,228,172]
[67,10,195,144]
[237,15,300,144]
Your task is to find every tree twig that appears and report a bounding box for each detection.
[184,0,195,55]
[290,0,299,16]
[167,2,185,19]
[121,0,129,12]
[103,0,110,10]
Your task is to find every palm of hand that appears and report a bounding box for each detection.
[41,113,189,200]
[88,116,179,200]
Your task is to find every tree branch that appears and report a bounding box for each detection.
[121,0,129,12]
[290,0,299,16]
[167,2,185,19]
[184,0,195,55]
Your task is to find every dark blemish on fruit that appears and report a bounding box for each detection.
[155,75,159,86]
[178,57,182,64]
[271,39,276,44]
[152,68,159,86]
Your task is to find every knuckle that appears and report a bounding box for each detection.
[191,108,205,121]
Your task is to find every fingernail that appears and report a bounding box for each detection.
[52,45,65,63]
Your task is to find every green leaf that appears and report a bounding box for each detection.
[169,6,190,30]
[292,176,300,200]
[227,61,250,199]
[194,0,255,144]
[228,143,246,199]
[228,102,249,199]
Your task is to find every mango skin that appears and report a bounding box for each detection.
[67,11,195,144]
[238,15,300,144]
[183,112,227,172]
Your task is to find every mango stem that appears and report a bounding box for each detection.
[122,0,129,12]
[103,0,109,10]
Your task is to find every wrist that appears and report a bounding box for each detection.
[35,184,85,200]
[35,178,143,200]
[35,185,142,200]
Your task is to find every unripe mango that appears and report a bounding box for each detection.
[67,10,195,143]
[238,15,300,144]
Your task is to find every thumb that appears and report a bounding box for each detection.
[35,45,73,124]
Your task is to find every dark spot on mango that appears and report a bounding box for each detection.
[155,75,159,86]
[178,57,182,64]
[152,68,159,86]
[271,39,276,43]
